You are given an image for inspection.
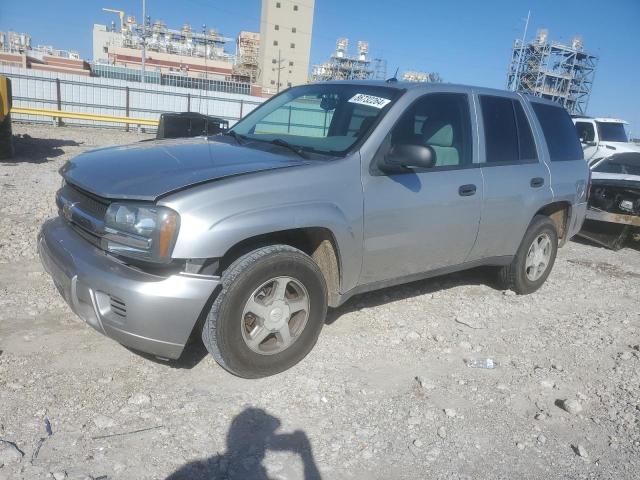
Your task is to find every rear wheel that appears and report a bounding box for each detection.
[202,245,327,378]
[499,215,558,294]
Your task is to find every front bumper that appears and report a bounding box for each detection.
[585,207,640,226]
[38,217,219,359]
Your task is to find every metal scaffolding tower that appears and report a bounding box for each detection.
[506,29,598,115]
[311,38,374,81]
[373,58,387,80]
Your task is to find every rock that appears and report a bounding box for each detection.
[52,471,67,480]
[574,444,588,458]
[551,363,564,372]
[537,434,547,445]
[516,442,525,450]
[92,414,116,429]
[405,331,421,341]
[415,376,435,390]
[558,399,583,415]
[437,426,447,439]
[413,439,423,448]
[619,351,632,361]
[128,393,152,406]
[0,440,24,466]
[540,379,555,389]
[502,290,516,296]
[426,447,441,462]
[444,408,456,418]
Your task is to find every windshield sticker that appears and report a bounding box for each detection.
[348,93,391,109]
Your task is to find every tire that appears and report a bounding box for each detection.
[202,245,328,378]
[499,215,558,295]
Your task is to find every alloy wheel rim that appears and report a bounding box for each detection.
[241,276,310,355]
[525,233,552,281]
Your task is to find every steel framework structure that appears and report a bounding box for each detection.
[506,31,598,115]
[311,39,374,81]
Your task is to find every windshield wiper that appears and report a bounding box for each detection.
[269,138,309,159]
[224,130,246,144]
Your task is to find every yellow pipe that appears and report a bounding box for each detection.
[11,107,159,126]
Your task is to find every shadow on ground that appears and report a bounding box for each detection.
[158,266,502,368]
[572,232,640,252]
[166,407,321,480]
[3,134,82,164]
[325,266,501,325]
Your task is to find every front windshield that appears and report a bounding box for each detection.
[596,121,629,142]
[593,153,640,176]
[231,84,402,155]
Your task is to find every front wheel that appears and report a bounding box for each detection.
[202,245,328,378]
[499,215,558,294]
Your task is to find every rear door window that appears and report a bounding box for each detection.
[531,103,583,161]
[480,96,519,163]
[513,100,537,161]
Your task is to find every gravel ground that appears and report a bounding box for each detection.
[1,124,639,480]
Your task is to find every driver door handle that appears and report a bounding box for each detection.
[530,177,545,188]
[458,184,477,196]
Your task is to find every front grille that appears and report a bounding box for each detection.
[60,183,109,219]
[109,295,127,318]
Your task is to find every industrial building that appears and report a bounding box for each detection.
[0,31,90,76]
[311,38,373,81]
[402,71,442,83]
[506,28,598,115]
[93,9,234,75]
[258,0,315,94]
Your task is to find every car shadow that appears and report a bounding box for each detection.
[165,407,321,480]
[163,267,502,367]
[2,134,82,164]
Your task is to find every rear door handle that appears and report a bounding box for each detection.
[458,184,477,196]
[530,177,544,188]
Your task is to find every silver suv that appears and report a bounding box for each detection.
[39,81,589,378]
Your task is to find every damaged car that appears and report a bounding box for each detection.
[580,152,640,249]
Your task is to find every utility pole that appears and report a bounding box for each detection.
[141,0,147,84]
[512,10,530,91]
[202,24,208,81]
[272,49,285,93]
[202,24,208,114]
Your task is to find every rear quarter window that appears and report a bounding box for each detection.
[531,103,583,161]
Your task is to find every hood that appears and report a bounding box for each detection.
[596,142,640,154]
[61,137,309,201]
[592,171,640,184]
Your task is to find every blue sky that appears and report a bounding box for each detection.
[1,0,639,136]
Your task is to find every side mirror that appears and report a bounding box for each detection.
[385,143,436,170]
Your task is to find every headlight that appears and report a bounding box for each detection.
[104,203,180,263]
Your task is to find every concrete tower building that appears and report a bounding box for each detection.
[259,0,315,94]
